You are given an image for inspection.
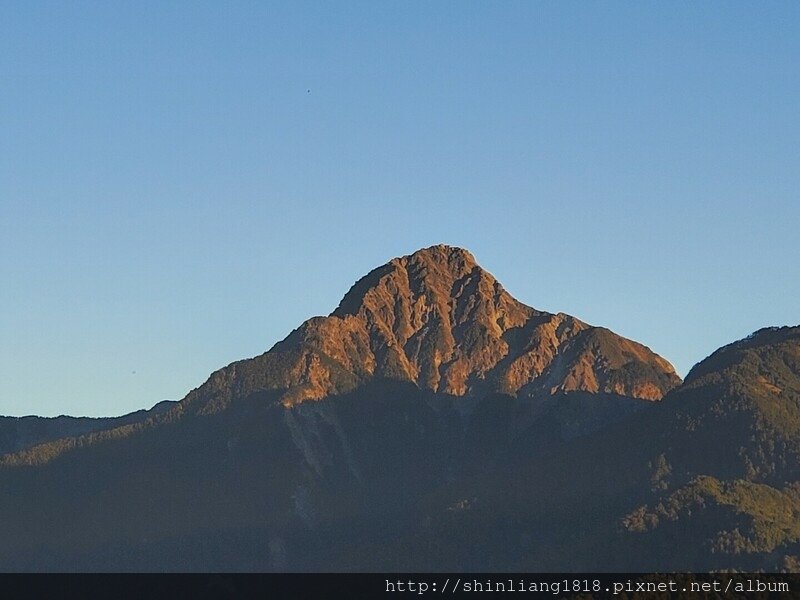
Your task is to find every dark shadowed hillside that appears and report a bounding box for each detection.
[0,400,174,457]
[317,327,800,572]
[616,325,800,571]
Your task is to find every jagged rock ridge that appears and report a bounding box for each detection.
[183,245,680,413]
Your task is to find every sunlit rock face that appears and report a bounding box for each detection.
[180,244,680,413]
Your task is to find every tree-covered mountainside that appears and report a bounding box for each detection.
[0,400,174,456]
[615,326,800,571]
[0,247,795,572]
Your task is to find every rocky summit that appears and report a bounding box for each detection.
[181,245,680,414]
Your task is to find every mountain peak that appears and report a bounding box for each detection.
[404,244,478,271]
[683,325,800,386]
[183,248,680,411]
[333,244,484,318]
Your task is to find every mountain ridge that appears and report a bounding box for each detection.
[0,400,175,457]
[0,248,795,572]
[0,245,679,470]
[177,244,680,415]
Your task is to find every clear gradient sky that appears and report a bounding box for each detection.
[2,2,798,416]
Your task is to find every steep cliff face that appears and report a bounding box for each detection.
[181,245,680,413]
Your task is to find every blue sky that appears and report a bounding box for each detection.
[2,2,798,416]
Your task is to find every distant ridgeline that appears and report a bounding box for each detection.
[0,245,797,572]
[0,401,174,457]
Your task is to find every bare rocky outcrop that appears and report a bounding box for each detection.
[182,245,680,412]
